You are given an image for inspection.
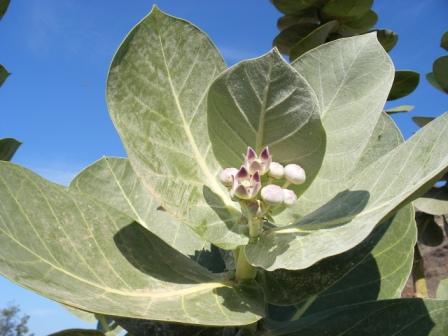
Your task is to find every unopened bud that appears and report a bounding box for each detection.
[283,189,297,206]
[284,164,306,185]
[219,168,238,187]
[268,162,284,179]
[261,184,284,205]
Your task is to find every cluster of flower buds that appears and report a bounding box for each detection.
[218,146,306,211]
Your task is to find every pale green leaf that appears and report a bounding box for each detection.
[273,33,395,225]
[264,299,448,335]
[437,279,448,299]
[70,157,209,258]
[414,187,448,216]
[107,7,247,249]
[246,112,448,270]
[207,49,325,194]
[289,21,339,61]
[263,204,415,307]
[0,138,21,161]
[0,162,263,325]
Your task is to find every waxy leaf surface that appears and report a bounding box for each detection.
[265,299,448,336]
[247,99,448,270]
[0,162,263,325]
[70,157,208,257]
[208,50,325,194]
[107,7,247,249]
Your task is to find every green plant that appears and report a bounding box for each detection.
[271,0,420,103]
[1,7,448,335]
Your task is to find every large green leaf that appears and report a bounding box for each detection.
[414,187,448,216]
[289,21,338,61]
[264,299,448,335]
[0,138,21,161]
[262,113,413,307]
[387,70,420,101]
[246,112,448,271]
[0,64,10,87]
[273,23,319,54]
[263,204,415,307]
[274,33,395,225]
[339,10,378,35]
[207,49,325,194]
[107,7,247,250]
[70,157,208,258]
[0,162,263,325]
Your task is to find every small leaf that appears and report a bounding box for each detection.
[289,21,339,60]
[322,0,373,19]
[273,22,319,54]
[427,72,446,93]
[0,161,264,325]
[0,138,21,161]
[416,212,444,246]
[265,299,448,335]
[0,0,10,20]
[49,330,104,336]
[338,10,378,35]
[376,29,398,52]
[413,116,435,128]
[246,112,448,271]
[441,31,448,51]
[433,56,448,93]
[271,0,322,15]
[387,70,420,100]
[207,49,325,196]
[437,279,448,299]
[385,105,414,114]
[107,7,247,249]
[277,13,318,30]
[414,187,448,216]
[0,64,10,87]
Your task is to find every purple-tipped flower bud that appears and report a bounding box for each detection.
[284,164,306,185]
[261,184,284,205]
[230,167,261,200]
[283,189,297,206]
[244,146,272,175]
[219,167,238,187]
[268,162,284,179]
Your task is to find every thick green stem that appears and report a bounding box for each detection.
[235,246,257,281]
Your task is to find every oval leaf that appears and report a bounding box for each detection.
[107,7,247,249]
[273,22,320,54]
[441,31,448,51]
[0,162,263,325]
[413,116,435,128]
[289,21,339,61]
[271,0,321,15]
[0,138,21,161]
[387,70,420,101]
[207,49,325,194]
[433,56,448,93]
[322,0,373,19]
[376,29,398,52]
[414,187,448,216]
[0,64,10,87]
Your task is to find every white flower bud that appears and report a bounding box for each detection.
[283,189,297,206]
[268,162,284,179]
[261,184,284,205]
[284,164,306,185]
[219,168,238,187]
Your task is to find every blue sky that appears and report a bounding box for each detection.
[0,0,447,335]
